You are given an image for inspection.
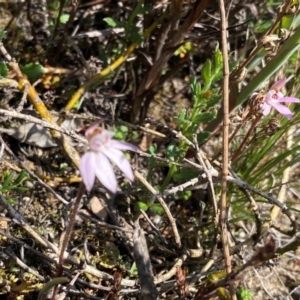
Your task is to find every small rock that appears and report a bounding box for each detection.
[87,196,108,221]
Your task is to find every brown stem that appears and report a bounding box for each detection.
[219,0,237,299]
[51,182,86,299]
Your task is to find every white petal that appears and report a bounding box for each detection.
[278,97,300,103]
[271,78,286,90]
[79,152,96,192]
[110,140,139,152]
[94,152,117,193]
[263,103,271,116]
[272,103,293,119]
[102,148,134,181]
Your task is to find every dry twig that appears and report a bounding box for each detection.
[218,0,236,298]
[134,170,181,248]
[133,219,158,300]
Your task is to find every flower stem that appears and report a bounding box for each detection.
[160,164,175,191]
[51,182,86,299]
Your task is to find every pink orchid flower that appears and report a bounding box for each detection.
[79,123,138,193]
[263,78,300,119]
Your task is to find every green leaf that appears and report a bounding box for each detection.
[129,262,138,276]
[135,201,149,211]
[281,15,294,29]
[206,94,222,108]
[148,144,157,155]
[197,131,210,143]
[147,144,157,167]
[190,76,197,94]
[175,118,191,129]
[114,125,129,140]
[212,45,223,75]
[98,48,108,66]
[174,108,189,129]
[150,204,164,215]
[125,24,143,44]
[14,170,28,185]
[237,288,253,300]
[20,63,45,81]
[201,60,212,86]
[119,125,129,133]
[173,169,198,181]
[178,108,187,121]
[210,60,238,83]
[60,14,69,24]
[0,30,6,42]
[0,62,8,78]
[2,172,15,189]
[5,196,18,205]
[190,76,201,103]
[103,17,123,28]
[193,110,217,123]
[174,117,191,132]
[166,141,177,161]
[178,190,192,201]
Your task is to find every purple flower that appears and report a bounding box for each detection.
[79,123,138,193]
[263,78,300,119]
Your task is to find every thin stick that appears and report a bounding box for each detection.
[227,172,297,234]
[0,42,12,61]
[16,82,29,112]
[239,188,262,243]
[4,248,45,281]
[134,170,181,248]
[0,108,87,145]
[193,134,218,225]
[154,254,187,284]
[139,209,167,243]
[219,1,237,299]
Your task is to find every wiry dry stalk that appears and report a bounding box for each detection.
[218,0,237,299]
